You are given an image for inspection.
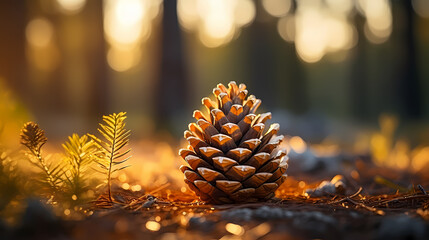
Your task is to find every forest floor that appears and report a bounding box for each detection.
[2,161,429,240]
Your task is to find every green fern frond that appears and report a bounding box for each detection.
[88,112,131,202]
[20,122,63,194]
[62,134,97,199]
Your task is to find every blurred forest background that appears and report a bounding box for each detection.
[0,0,429,147]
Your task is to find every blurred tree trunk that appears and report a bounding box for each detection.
[248,2,307,114]
[350,15,369,121]
[155,0,188,132]
[281,41,307,114]
[85,0,109,118]
[0,1,28,104]
[396,0,421,119]
[20,0,68,117]
[247,18,276,109]
[279,3,308,115]
[52,0,108,125]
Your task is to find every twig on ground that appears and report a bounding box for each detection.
[372,194,429,207]
[329,187,363,204]
[347,197,385,215]
[328,187,385,215]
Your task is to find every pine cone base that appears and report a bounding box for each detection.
[179,81,288,204]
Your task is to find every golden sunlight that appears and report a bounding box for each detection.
[277,15,295,43]
[56,0,87,14]
[358,0,392,44]
[2,1,429,239]
[276,0,357,63]
[103,0,162,71]
[25,18,60,72]
[145,221,161,231]
[177,0,255,48]
[289,136,307,154]
[107,47,142,72]
[262,0,292,17]
[412,147,429,171]
[225,223,245,236]
[26,18,54,48]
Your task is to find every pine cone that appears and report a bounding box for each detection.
[179,81,288,204]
